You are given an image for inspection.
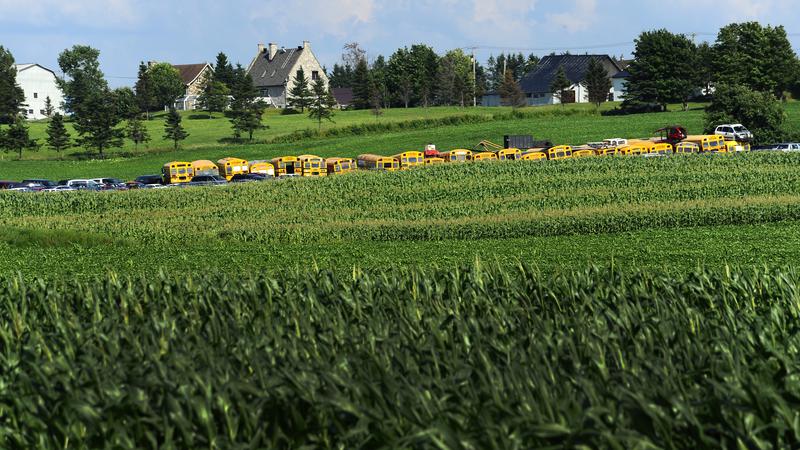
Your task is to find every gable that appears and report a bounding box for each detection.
[172,63,212,87]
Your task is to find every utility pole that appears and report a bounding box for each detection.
[472,48,477,107]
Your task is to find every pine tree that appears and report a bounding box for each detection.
[286,68,313,112]
[1,115,38,159]
[134,61,154,119]
[213,52,235,89]
[498,70,526,107]
[127,116,150,151]
[582,58,612,107]
[163,108,188,149]
[45,113,71,157]
[308,78,336,131]
[352,58,371,109]
[196,70,230,118]
[0,46,26,123]
[44,96,55,118]
[550,66,572,105]
[228,66,266,141]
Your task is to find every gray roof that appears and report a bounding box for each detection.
[612,70,630,79]
[519,55,622,94]
[247,46,305,88]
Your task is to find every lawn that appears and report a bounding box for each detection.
[0,102,715,180]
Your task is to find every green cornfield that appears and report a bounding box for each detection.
[2,264,800,448]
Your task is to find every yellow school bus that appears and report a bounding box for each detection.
[618,142,649,156]
[162,161,194,184]
[496,148,521,161]
[650,143,674,156]
[191,160,218,177]
[436,149,473,162]
[472,151,498,162]
[547,145,573,161]
[270,156,302,177]
[724,141,747,153]
[424,157,445,165]
[674,142,701,155]
[357,154,399,171]
[392,151,425,169]
[684,135,725,153]
[571,146,596,158]
[298,155,327,177]
[325,157,356,175]
[216,157,249,181]
[249,160,275,177]
[521,150,548,161]
[595,147,620,157]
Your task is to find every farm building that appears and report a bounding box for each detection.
[246,41,328,108]
[332,87,354,109]
[14,64,64,120]
[482,54,627,106]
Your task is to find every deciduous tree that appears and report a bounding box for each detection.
[148,63,184,111]
[704,83,787,145]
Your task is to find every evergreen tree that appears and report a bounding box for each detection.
[163,108,188,149]
[196,70,230,117]
[0,115,38,159]
[387,48,414,108]
[369,77,383,118]
[328,63,353,88]
[213,52,235,89]
[352,58,371,109]
[134,61,154,119]
[622,30,698,112]
[498,70,525,108]
[126,116,150,151]
[582,57,612,107]
[58,45,124,157]
[409,45,439,107]
[44,96,54,118]
[113,87,139,119]
[45,112,71,157]
[308,78,336,131]
[286,67,313,112]
[228,65,265,141]
[436,49,473,106]
[550,66,572,105]
[371,55,390,108]
[0,46,26,123]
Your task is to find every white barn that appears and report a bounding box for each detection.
[14,64,64,120]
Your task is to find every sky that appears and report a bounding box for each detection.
[1,0,799,87]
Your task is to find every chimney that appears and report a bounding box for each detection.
[268,43,278,61]
[257,43,265,54]
[303,40,310,51]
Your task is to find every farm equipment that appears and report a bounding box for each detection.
[654,125,688,145]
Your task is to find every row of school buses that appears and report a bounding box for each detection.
[160,134,750,184]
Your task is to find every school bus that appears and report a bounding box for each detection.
[724,141,747,153]
[357,154,399,171]
[392,151,425,169]
[547,145,573,161]
[162,161,194,184]
[520,150,547,161]
[249,160,275,177]
[325,157,356,175]
[683,135,725,153]
[436,149,473,162]
[618,142,649,156]
[496,148,521,161]
[216,158,249,181]
[674,142,701,155]
[649,143,674,156]
[270,156,302,176]
[192,160,218,177]
[571,146,596,158]
[472,151,498,162]
[424,157,445,165]
[298,155,327,177]
[595,147,620,157]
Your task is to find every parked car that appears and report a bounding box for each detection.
[189,175,227,186]
[22,179,58,189]
[230,173,272,183]
[135,175,163,186]
[0,181,22,190]
[92,178,128,190]
[756,143,800,152]
[66,179,102,190]
[714,124,753,142]
[43,185,78,192]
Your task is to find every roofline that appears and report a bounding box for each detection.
[185,63,213,86]
[15,63,57,76]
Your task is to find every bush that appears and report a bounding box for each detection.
[704,83,788,144]
[280,107,302,115]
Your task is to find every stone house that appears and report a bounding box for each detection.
[171,63,214,111]
[14,64,64,120]
[246,41,328,108]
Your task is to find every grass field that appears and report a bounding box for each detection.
[0,102,719,180]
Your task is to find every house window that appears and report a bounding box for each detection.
[40,109,45,115]
[311,71,319,81]
[33,92,38,99]
[28,109,34,114]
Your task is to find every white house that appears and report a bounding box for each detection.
[611,70,630,101]
[246,41,328,108]
[14,64,64,120]
[482,54,626,106]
